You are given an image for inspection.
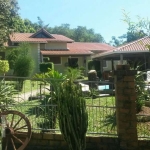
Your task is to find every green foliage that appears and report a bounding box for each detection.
[14,56,34,77]
[34,68,88,148]
[129,62,148,112]
[65,67,82,81]
[109,35,126,46]
[26,94,58,130]
[34,68,65,97]
[43,57,50,62]
[32,69,65,130]
[72,26,105,42]
[109,11,150,46]
[0,60,9,74]
[0,0,19,47]
[103,111,116,130]
[12,16,105,42]
[122,10,148,42]
[0,79,16,109]
[7,42,34,77]
[58,79,88,150]
[88,60,94,70]
[7,43,34,91]
[7,48,19,69]
[39,62,54,73]
[12,16,36,33]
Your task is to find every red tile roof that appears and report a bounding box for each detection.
[41,42,114,56]
[9,29,114,56]
[9,33,74,43]
[92,36,150,59]
[114,36,150,52]
[41,49,93,56]
[67,42,114,51]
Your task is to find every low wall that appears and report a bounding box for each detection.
[2,132,150,149]
[25,133,120,150]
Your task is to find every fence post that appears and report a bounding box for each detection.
[114,65,138,150]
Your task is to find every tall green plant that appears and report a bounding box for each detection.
[33,69,65,130]
[8,43,34,90]
[0,79,15,110]
[133,64,147,112]
[58,79,88,150]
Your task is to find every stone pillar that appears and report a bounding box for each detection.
[113,65,138,150]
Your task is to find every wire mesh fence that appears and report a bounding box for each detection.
[0,76,117,136]
[136,81,150,139]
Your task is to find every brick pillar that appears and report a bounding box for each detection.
[114,65,138,150]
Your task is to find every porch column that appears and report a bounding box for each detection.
[100,59,103,75]
[120,54,123,64]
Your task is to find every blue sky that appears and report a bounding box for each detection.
[18,0,150,43]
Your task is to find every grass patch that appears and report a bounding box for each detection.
[6,96,117,136]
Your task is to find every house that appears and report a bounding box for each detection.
[92,36,150,79]
[4,28,113,75]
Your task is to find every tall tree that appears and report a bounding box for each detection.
[109,11,150,46]
[0,0,19,48]
[12,16,35,33]
[36,16,49,30]
[122,11,148,42]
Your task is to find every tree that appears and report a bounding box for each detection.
[12,16,36,33]
[7,43,34,90]
[73,26,105,42]
[47,24,105,42]
[7,48,19,69]
[122,11,149,42]
[109,35,126,46]
[109,11,150,46]
[12,43,34,77]
[0,0,19,47]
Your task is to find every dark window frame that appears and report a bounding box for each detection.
[43,55,61,65]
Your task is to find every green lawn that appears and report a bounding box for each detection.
[2,94,149,138]
[6,96,117,136]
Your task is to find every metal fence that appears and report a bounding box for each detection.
[136,81,150,139]
[0,76,116,137]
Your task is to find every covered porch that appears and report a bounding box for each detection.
[92,36,150,80]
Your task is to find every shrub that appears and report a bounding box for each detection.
[14,56,34,77]
[0,79,16,110]
[0,60,9,75]
[39,62,54,73]
[43,57,50,62]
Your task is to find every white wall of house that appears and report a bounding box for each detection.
[103,60,127,71]
[53,56,88,74]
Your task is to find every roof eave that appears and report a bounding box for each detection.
[92,50,150,59]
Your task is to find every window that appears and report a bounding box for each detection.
[68,57,78,68]
[50,56,61,64]
[35,33,50,38]
[43,56,61,64]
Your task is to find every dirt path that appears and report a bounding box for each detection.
[13,86,50,102]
